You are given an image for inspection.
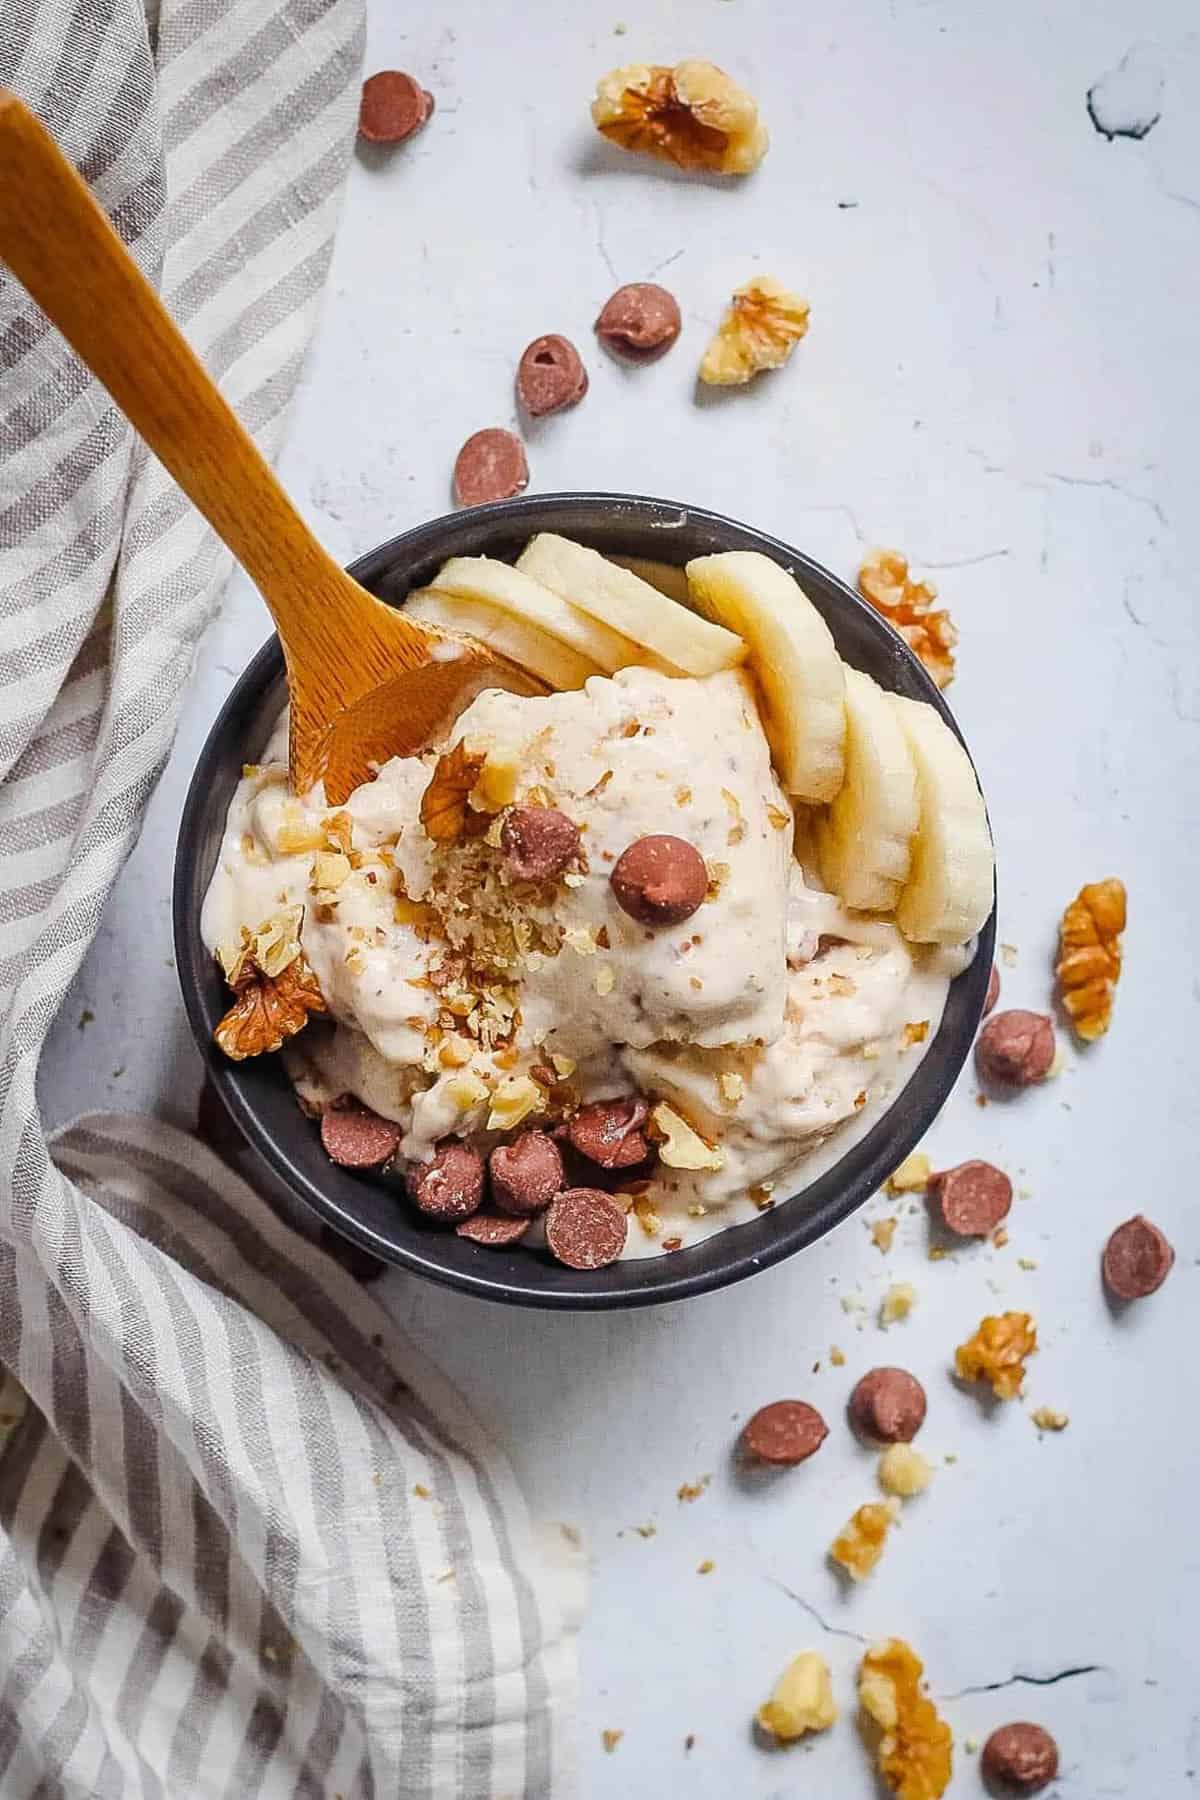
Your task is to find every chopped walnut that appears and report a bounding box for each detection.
[878,1444,934,1498]
[1030,1405,1069,1432]
[859,1639,954,1800]
[954,1311,1037,1400]
[601,1729,623,1753]
[871,1216,899,1253]
[650,1102,724,1171]
[879,1282,916,1327]
[887,1152,931,1195]
[699,276,810,386]
[1056,877,1126,1042]
[857,550,958,690]
[902,1020,930,1047]
[591,59,768,174]
[214,947,326,1061]
[420,741,487,843]
[756,1651,838,1742]
[830,1499,899,1580]
[677,1475,710,1503]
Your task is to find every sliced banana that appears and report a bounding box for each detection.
[685,550,846,803]
[890,694,994,944]
[404,589,598,692]
[430,555,646,675]
[516,533,745,678]
[608,555,693,607]
[815,667,919,912]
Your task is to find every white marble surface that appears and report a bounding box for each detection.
[38,1,1200,1793]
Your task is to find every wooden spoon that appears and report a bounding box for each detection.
[0,90,534,802]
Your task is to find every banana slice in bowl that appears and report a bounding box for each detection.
[815,666,919,912]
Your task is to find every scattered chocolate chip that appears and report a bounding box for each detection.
[595,283,682,360]
[929,1160,1012,1237]
[358,71,434,144]
[501,805,581,881]
[975,1010,1056,1087]
[320,1098,403,1170]
[847,1368,927,1444]
[406,1140,485,1221]
[567,1096,651,1170]
[545,1187,628,1269]
[610,834,708,926]
[489,1130,564,1216]
[742,1400,828,1467]
[981,1722,1060,1793]
[1102,1214,1174,1300]
[984,962,1000,1016]
[453,429,529,507]
[455,1212,532,1246]
[516,334,589,417]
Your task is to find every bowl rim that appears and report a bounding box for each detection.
[174,491,995,1310]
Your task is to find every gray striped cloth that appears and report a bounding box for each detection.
[0,4,579,1794]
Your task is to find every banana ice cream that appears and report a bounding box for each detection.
[201,538,991,1269]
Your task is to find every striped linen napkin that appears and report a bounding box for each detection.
[0,3,579,1794]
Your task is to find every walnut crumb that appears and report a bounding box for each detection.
[677,1475,711,1504]
[830,1500,900,1580]
[955,1311,1037,1400]
[887,1152,930,1195]
[830,1346,846,1367]
[756,1651,837,1741]
[879,1283,917,1327]
[601,1729,624,1753]
[878,1444,934,1498]
[700,275,809,385]
[858,1639,953,1800]
[1030,1405,1069,1432]
[870,1216,899,1253]
[696,1558,715,1575]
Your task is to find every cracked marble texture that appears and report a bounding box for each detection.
[36,0,1198,1794]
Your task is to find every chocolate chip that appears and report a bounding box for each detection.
[406,1140,484,1221]
[929,1160,1012,1237]
[545,1187,628,1269]
[320,1098,403,1170]
[975,1010,1056,1087]
[452,429,529,507]
[516,335,588,417]
[610,834,708,926]
[358,71,434,144]
[847,1368,927,1443]
[742,1400,828,1467]
[489,1130,564,1216]
[594,283,682,360]
[984,962,1000,1016]
[981,1722,1059,1793]
[501,805,581,882]
[1102,1214,1174,1300]
[455,1212,532,1246]
[566,1096,651,1170]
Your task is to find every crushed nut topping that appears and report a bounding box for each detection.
[871,1216,899,1253]
[699,276,810,386]
[650,1102,724,1171]
[756,1651,838,1741]
[954,1311,1037,1400]
[677,1475,711,1503]
[858,550,958,689]
[1030,1405,1069,1432]
[859,1639,954,1800]
[591,59,768,175]
[878,1444,934,1497]
[419,741,488,843]
[1056,877,1126,1041]
[887,1152,931,1195]
[214,911,326,1062]
[830,1499,900,1580]
[879,1282,916,1327]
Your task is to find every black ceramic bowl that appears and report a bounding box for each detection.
[174,493,995,1309]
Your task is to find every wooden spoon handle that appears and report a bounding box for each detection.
[0,89,384,666]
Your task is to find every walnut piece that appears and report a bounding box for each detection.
[887,1152,931,1195]
[650,1102,724,1171]
[954,1311,1037,1400]
[756,1651,838,1741]
[214,948,326,1061]
[830,1499,899,1580]
[879,1282,917,1327]
[420,741,487,842]
[878,1444,934,1497]
[1031,1405,1069,1432]
[859,1639,954,1800]
[1056,877,1126,1041]
[857,550,958,689]
[699,276,810,386]
[591,60,768,175]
